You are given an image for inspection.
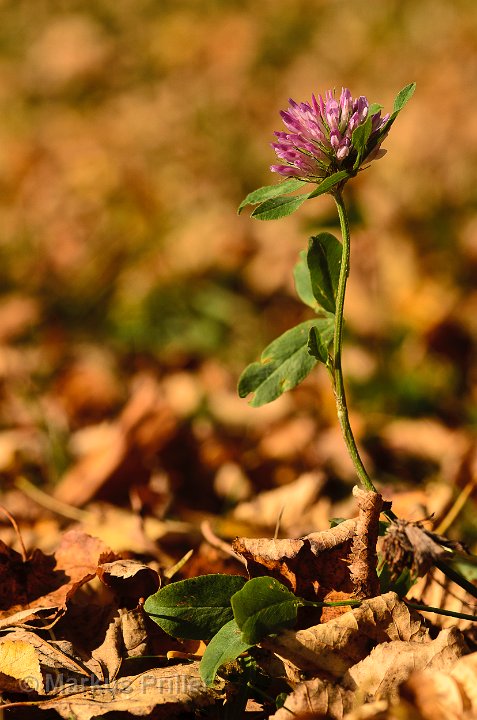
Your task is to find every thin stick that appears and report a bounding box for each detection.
[0,505,28,561]
[14,476,89,522]
[435,478,476,535]
[200,520,247,566]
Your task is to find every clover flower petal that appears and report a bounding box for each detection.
[271,87,389,185]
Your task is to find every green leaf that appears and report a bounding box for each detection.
[368,102,383,115]
[366,83,416,156]
[307,323,333,364]
[199,619,253,686]
[308,170,351,198]
[237,178,304,214]
[238,319,333,406]
[251,192,311,221]
[307,232,343,314]
[144,574,246,640]
[392,82,416,117]
[352,115,373,169]
[293,250,319,311]
[231,577,301,644]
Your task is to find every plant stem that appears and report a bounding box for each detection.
[405,601,477,622]
[332,191,378,494]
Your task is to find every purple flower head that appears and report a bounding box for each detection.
[271,87,389,186]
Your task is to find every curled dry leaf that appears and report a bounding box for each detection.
[262,592,428,679]
[348,487,382,600]
[345,626,467,701]
[269,612,467,720]
[97,559,160,600]
[233,518,357,602]
[91,606,150,682]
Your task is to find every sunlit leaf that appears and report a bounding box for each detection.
[251,192,311,220]
[231,577,301,644]
[144,574,246,640]
[308,170,351,198]
[308,323,334,364]
[307,232,343,314]
[237,178,304,214]
[199,619,253,686]
[392,82,416,116]
[238,318,333,406]
[293,250,319,311]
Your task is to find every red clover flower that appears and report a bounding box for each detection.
[271,88,389,183]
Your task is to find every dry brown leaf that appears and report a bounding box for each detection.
[90,607,123,682]
[258,417,317,460]
[120,607,149,659]
[399,671,466,720]
[263,593,428,679]
[0,639,43,694]
[401,651,477,720]
[54,374,177,506]
[232,472,325,533]
[97,559,160,600]
[233,518,357,601]
[0,530,115,626]
[0,629,98,684]
[3,662,219,719]
[270,678,354,720]
[345,626,467,701]
[348,487,382,600]
[0,295,39,342]
[91,606,150,682]
[54,348,124,426]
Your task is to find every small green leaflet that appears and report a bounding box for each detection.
[247,170,352,221]
[360,82,416,162]
[231,577,301,644]
[199,619,253,686]
[307,232,343,314]
[238,318,333,407]
[308,324,333,364]
[251,192,312,221]
[373,82,416,146]
[308,170,351,198]
[144,574,246,640]
[293,250,319,311]
[237,178,304,214]
[392,82,416,116]
[352,115,373,170]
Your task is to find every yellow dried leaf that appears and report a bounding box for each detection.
[0,640,44,693]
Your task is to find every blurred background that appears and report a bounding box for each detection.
[2,0,477,556]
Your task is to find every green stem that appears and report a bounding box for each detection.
[332,191,378,494]
[405,601,477,622]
